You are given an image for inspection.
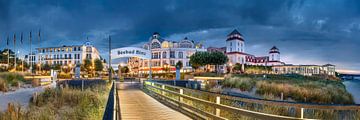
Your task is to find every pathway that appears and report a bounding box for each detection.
[117,82,191,120]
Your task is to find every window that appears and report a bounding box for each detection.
[170,51,175,58]
[69,54,72,59]
[65,54,67,59]
[170,60,175,66]
[178,52,183,58]
[162,52,167,58]
[152,53,159,59]
[230,42,232,46]
[151,42,161,49]
[86,54,92,59]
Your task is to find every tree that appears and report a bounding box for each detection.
[190,51,228,73]
[52,64,61,70]
[190,52,210,71]
[94,58,104,72]
[121,66,129,74]
[209,52,228,73]
[42,63,51,71]
[82,59,92,72]
[175,61,183,70]
[233,63,242,72]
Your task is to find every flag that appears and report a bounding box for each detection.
[6,35,9,45]
[38,29,41,42]
[20,32,23,44]
[29,31,32,42]
[13,33,16,45]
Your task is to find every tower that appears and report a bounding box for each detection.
[269,46,280,61]
[226,29,245,53]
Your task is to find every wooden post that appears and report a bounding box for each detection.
[179,89,183,103]
[161,85,165,95]
[301,108,304,119]
[216,96,221,116]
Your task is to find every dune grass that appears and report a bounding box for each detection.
[0,72,25,92]
[221,74,354,104]
[0,83,110,120]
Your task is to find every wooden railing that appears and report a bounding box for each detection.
[103,81,120,120]
[143,81,360,120]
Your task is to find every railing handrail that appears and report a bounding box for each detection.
[145,83,303,120]
[148,81,360,110]
[103,81,120,120]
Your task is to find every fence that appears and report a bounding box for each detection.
[103,81,120,120]
[143,81,360,120]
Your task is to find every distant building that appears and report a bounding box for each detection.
[272,64,336,76]
[207,47,226,53]
[132,32,206,74]
[26,41,103,67]
[224,29,284,66]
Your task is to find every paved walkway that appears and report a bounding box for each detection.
[117,82,191,120]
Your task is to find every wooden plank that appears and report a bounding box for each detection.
[118,84,191,120]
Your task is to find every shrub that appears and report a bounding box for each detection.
[58,73,72,79]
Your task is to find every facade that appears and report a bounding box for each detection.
[208,29,285,70]
[272,64,336,76]
[27,41,102,67]
[132,32,206,73]
[224,29,284,66]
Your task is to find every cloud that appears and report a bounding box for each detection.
[0,0,359,73]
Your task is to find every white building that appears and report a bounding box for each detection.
[130,32,206,73]
[27,41,103,67]
[223,29,284,66]
[272,64,336,76]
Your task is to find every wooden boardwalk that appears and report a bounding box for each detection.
[117,82,191,120]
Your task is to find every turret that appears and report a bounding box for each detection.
[226,29,245,53]
[269,46,280,61]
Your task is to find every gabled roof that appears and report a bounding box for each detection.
[227,29,243,36]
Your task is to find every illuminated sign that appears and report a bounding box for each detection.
[111,47,151,59]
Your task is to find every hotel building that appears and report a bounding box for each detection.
[224,29,284,66]
[272,64,336,76]
[128,32,206,74]
[27,41,103,66]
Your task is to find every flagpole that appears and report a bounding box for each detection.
[30,31,32,74]
[38,29,41,74]
[108,35,112,82]
[7,35,9,71]
[14,33,17,72]
[20,32,23,73]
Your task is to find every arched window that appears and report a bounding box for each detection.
[151,42,161,49]
[179,40,193,48]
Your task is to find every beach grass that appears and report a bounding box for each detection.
[0,83,110,120]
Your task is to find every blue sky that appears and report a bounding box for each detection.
[0,0,359,74]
